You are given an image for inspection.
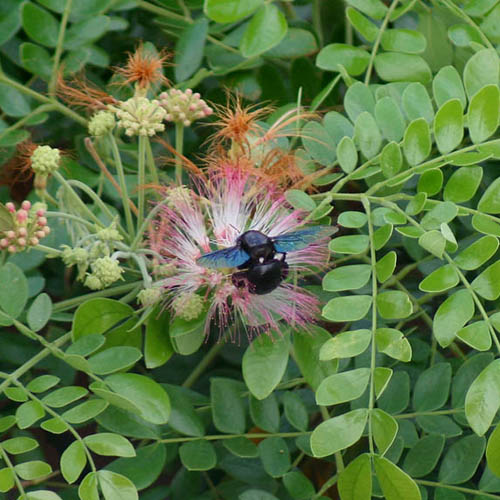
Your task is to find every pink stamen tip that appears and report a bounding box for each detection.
[16,210,28,223]
[36,209,45,217]
[21,201,31,210]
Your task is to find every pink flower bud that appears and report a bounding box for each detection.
[189,104,196,111]
[21,200,31,210]
[18,228,27,237]
[178,112,186,120]
[204,108,213,116]
[43,226,51,235]
[17,238,26,247]
[37,217,47,227]
[35,231,45,239]
[0,239,8,248]
[6,231,15,239]
[172,105,180,112]
[8,245,16,253]
[30,237,39,246]
[185,89,192,96]
[36,209,45,217]
[5,202,15,213]
[193,93,200,99]
[183,120,191,127]
[16,210,28,223]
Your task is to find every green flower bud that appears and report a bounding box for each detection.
[88,110,116,136]
[96,225,123,242]
[84,275,103,290]
[172,292,204,321]
[159,88,213,126]
[31,145,60,176]
[137,287,163,307]
[112,96,166,137]
[90,257,124,287]
[61,246,89,267]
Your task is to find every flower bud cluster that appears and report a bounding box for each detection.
[112,96,166,137]
[164,186,192,208]
[84,256,124,290]
[0,201,50,254]
[31,146,60,176]
[137,287,163,307]
[172,292,203,321]
[88,110,116,136]
[159,88,213,126]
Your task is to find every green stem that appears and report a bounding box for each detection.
[0,104,54,140]
[395,408,463,419]
[45,211,95,230]
[312,0,324,47]
[364,0,400,85]
[312,474,338,499]
[159,431,309,444]
[182,341,225,388]
[138,136,147,229]
[175,122,184,185]
[109,133,135,238]
[0,443,25,495]
[416,479,500,499]
[145,138,160,186]
[362,197,378,456]
[49,0,72,94]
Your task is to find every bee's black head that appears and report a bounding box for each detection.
[237,230,275,261]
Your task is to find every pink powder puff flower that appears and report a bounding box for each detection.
[149,166,333,340]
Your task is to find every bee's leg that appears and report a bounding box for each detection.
[281,261,289,280]
[231,271,247,289]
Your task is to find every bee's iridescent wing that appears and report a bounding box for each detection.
[273,226,338,253]
[197,246,250,268]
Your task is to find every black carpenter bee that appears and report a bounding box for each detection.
[197,227,337,295]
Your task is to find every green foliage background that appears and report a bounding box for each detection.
[2,0,500,499]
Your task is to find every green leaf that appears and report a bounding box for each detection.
[444,166,482,203]
[375,328,412,362]
[26,375,60,394]
[346,0,387,19]
[413,362,451,411]
[179,440,217,471]
[402,82,434,123]
[337,136,358,173]
[170,312,205,355]
[88,346,142,375]
[163,384,204,437]
[285,190,316,211]
[433,66,467,109]
[223,437,258,458]
[468,84,500,144]
[374,53,431,83]
[310,409,368,457]
[404,434,445,478]
[457,321,491,351]
[239,491,278,500]
[22,2,58,47]
[102,373,170,425]
[418,230,446,258]
[0,84,31,117]
[434,99,464,154]
[267,28,317,58]
[61,441,86,484]
[85,433,135,458]
[463,49,499,98]
[175,18,209,82]
[249,394,279,433]
[323,295,372,322]
[338,453,372,500]
[338,211,367,229]
[376,251,397,283]
[20,43,52,80]
[204,0,263,23]
[354,111,382,159]
[301,121,336,165]
[344,82,375,122]
[242,333,289,400]
[403,118,431,166]
[259,437,291,477]
[322,264,371,291]
[486,424,500,477]
[0,263,28,318]
[66,334,105,357]
[478,176,500,214]
[144,309,173,369]
[472,261,500,300]
[42,386,88,408]
[283,471,315,500]
[15,461,52,481]
[419,265,458,292]
[376,99,406,143]
[381,29,426,54]
[448,23,483,47]
[64,15,110,50]
[62,399,108,424]
[97,470,138,500]
[319,329,371,361]
[283,392,308,432]
[465,359,500,435]
[316,368,370,406]
[78,472,99,500]
[294,326,338,390]
[316,43,370,76]
[0,467,14,493]
[374,367,393,399]
[40,418,68,434]
[2,437,38,454]
[433,290,474,347]
[27,293,52,332]
[240,5,287,58]
[456,235,498,270]
[346,7,378,42]
[16,401,45,428]
[211,378,246,433]
[421,201,458,230]
[376,291,412,319]
[439,434,486,484]
[329,235,369,254]
[374,456,421,500]
[372,409,398,455]
[374,224,393,250]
